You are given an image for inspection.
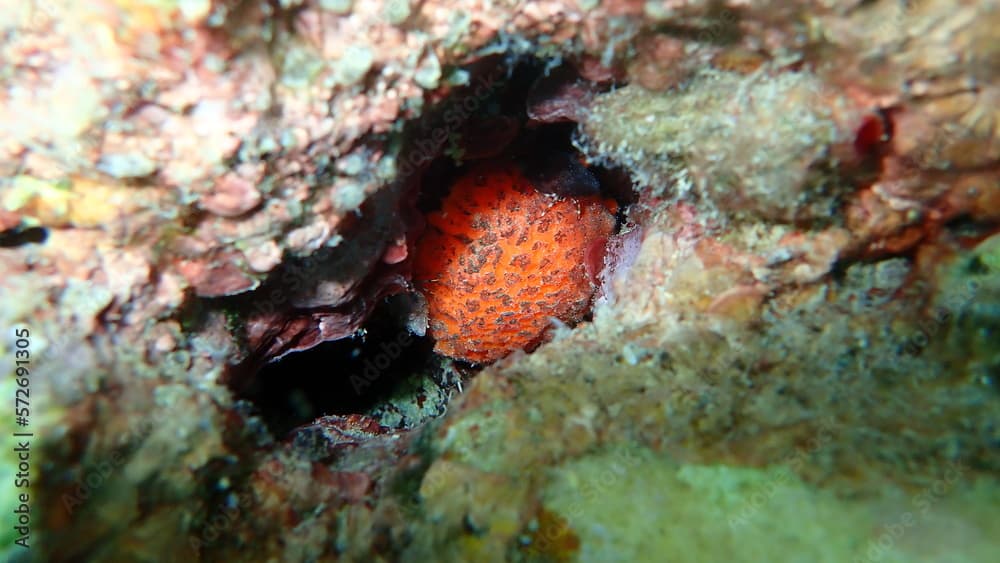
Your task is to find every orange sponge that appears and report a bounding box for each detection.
[413,159,615,363]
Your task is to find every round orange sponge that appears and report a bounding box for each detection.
[413,159,616,363]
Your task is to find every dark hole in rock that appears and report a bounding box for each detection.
[239,297,436,437]
[0,226,48,247]
[231,55,637,438]
[945,214,1000,247]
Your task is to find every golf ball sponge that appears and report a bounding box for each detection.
[413,159,616,363]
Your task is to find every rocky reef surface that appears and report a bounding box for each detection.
[0,0,998,561]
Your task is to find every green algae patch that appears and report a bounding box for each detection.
[581,69,859,224]
[924,232,1000,379]
[537,446,1000,563]
[415,458,534,562]
[438,398,516,472]
[971,233,1000,273]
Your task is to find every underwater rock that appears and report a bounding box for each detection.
[0,1,998,561]
[581,68,866,225]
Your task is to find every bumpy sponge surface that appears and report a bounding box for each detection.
[414,159,615,363]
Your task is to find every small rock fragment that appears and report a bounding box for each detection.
[332,180,368,212]
[526,65,598,124]
[335,45,375,86]
[97,152,157,179]
[245,240,284,273]
[177,254,260,297]
[320,0,353,14]
[0,209,21,232]
[415,52,442,89]
[382,0,411,25]
[199,173,262,217]
[286,220,332,254]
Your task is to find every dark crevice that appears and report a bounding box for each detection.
[241,296,435,437]
[0,225,48,247]
[227,54,636,439]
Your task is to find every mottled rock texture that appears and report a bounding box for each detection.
[0,0,998,561]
